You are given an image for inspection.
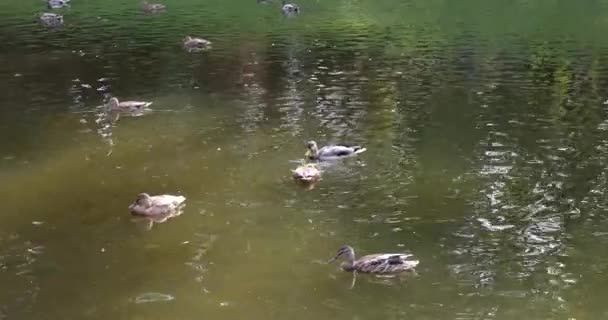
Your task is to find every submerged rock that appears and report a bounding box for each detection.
[134,292,175,304]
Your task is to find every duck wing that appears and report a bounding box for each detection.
[128,195,184,216]
[355,253,418,274]
[119,101,152,108]
[318,145,365,158]
[149,195,186,209]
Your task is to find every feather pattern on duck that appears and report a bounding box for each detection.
[292,163,321,182]
[47,0,70,9]
[107,97,152,113]
[39,12,63,27]
[142,1,166,13]
[306,141,366,161]
[128,193,186,217]
[183,36,212,52]
[328,245,419,274]
[281,0,300,16]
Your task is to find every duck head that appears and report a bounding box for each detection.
[133,193,152,207]
[292,163,320,181]
[327,245,355,263]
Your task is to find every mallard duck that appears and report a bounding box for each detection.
[142,1,166,13]
[328,245,419,274]
[128,193,186,217]
[107,97,152,113]
[306,141,366,161]
[281,0,299,16]
[105,97,152,121]
[39,13,63,27]
[292,163,321,189]
[183,36,212,52]
[47,0,70,9]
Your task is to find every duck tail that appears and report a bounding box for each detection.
[353,147,367,154]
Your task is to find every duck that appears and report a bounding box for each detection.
[47,0,70,9]
[107,97,152,113]
[142,1,166,13]
[128,193,186,217]
[292,163,321,182]
[292,163,321,189]
[105,97,152,121]
[305,141,366,161]
[327,245,419,274]
[183,36,212,52]
[39,13,63,27]
[281,0,299,16]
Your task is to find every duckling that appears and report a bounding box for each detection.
[128,193,186,217]
[142,1,166,13]
[182,36,212,52]
[305,141,366,161]
[47,0,70,9]
[328,245,419,274]
[39,12,63,27]
[281,0,299,16]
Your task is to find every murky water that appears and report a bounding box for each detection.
[2,0,608,319]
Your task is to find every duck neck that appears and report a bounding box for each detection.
[340,249,355,269]
[309,146,319,158]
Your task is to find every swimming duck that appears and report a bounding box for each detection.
[327,245,419,274]
[105,97,152,121]
[183,36,212,52]
[281,0,299,16]
[292,163,321,182]
[107,97,152,113]
[47,0,70,9]
[39,13,63,27]
[128,193,186,217]
[292,163,321,189]
[142,1,166,13]
[305,141,366,161]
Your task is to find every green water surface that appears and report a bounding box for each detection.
[1,0,608,319]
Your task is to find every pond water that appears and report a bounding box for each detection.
[2,0,608,319]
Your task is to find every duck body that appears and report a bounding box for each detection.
[281,1,299,16]
[107,97,152,114]
[142,1,166,13]
[292,163,321,183]
[39,12,63,27]
[306,141,366,161]
[183,36,212,52]
[47,0,70,9]
[329,245,419,274]
[128,193,186,217]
